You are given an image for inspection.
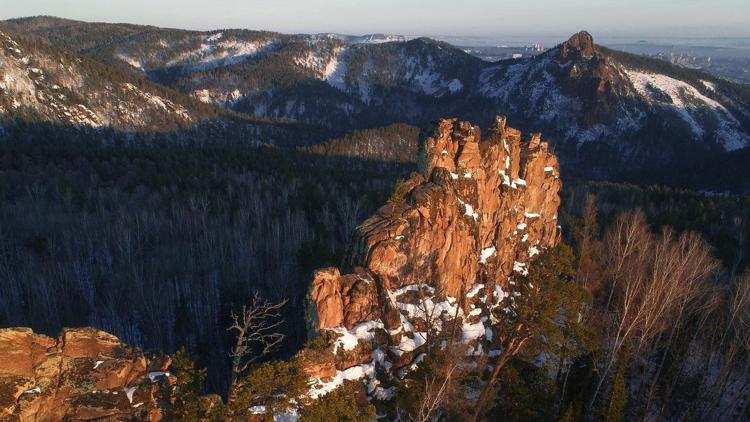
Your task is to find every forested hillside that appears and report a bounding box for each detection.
[1,121,748,412]
[0,136,410,391]
[4,17,750,184]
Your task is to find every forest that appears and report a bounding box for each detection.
[0,122,749,419]
[0,126,411,391]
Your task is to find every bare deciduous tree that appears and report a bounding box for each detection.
[589,211,721,415]
[227,294,288,389]
[406,343,467,422]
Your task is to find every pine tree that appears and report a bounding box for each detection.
[229,359,307,420]
[604,347,629,422]
[300,381,375,422]
[171,347,226,421]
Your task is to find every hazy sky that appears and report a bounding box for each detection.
[2,0,748,39]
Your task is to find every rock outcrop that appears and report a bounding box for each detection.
[305,116,561,398]
[561,30,596,60]
[0,327,173,421]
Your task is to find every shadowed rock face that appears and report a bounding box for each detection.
[304,117,561,387]
[0,327,173,422]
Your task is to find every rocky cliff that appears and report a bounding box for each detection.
[304,116,561,399]
[0,327,174,421]
[0,116,562,418]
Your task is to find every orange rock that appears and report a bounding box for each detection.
[306,116,562,372]
[308,267,344,330]
[0,327,169,421]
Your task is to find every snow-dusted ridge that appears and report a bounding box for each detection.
[625,69,750,150]
[0,30,195,131]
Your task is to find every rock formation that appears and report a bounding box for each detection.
[0,327,173,421]
[561,30,596,60]
[305,116,562,398]
[0,116,563,418]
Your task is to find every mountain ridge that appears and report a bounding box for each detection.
[2,16,750,181]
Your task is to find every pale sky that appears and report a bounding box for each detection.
[1,0,748,39]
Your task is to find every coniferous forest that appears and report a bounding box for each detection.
[1,126,749,419]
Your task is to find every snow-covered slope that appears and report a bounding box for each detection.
[0,31,195,131]
[114,30,279,73]
[473,32,750,169]
[625,70,749,150]
[317,33,409,44]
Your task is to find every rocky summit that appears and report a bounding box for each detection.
[304,116,561,398]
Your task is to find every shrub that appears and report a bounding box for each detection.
[388,178,410,205]
[171,347,226,421]
[229,359,307,419]
[300,381,375,422]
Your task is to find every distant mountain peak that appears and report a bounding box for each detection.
[561,30,596,59]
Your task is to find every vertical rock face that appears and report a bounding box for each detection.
[305,116,562,397]
[0,327,173,421]
[310,116,561,332]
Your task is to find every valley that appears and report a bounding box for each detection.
[0,13,749,422]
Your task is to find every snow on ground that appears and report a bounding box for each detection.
[466,283,485,299]
[457,198,479,221]
[498,169,511,186]
[391,288,458,327]
[323,47,348,90]
[161,35,276,71]
[411,71,440,95]
[391,332,428,357]
[493,285,508,302]
[448,78,463,93]
[308,347,389,399]
[147,371,169,382]
[700,80,716,92]
[513,261,528,276]
[402,55,464,96]
[124,387,136,403]
[479,62,527,100]
[249,406,266,415]
[328,320,384,354]
[115,54,145,71]
[355,34,408,44]
[462,319,487,343]
[121,83,192,122]
[480,247,496,264]
[206,32,224,42]
[626,70,750,150]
